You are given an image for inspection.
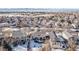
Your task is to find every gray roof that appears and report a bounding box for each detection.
[12,31,26,37]
[57,35,66,42]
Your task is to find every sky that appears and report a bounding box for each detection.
[0,0,79,8]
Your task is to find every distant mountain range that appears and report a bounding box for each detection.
[0,8,79,12]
